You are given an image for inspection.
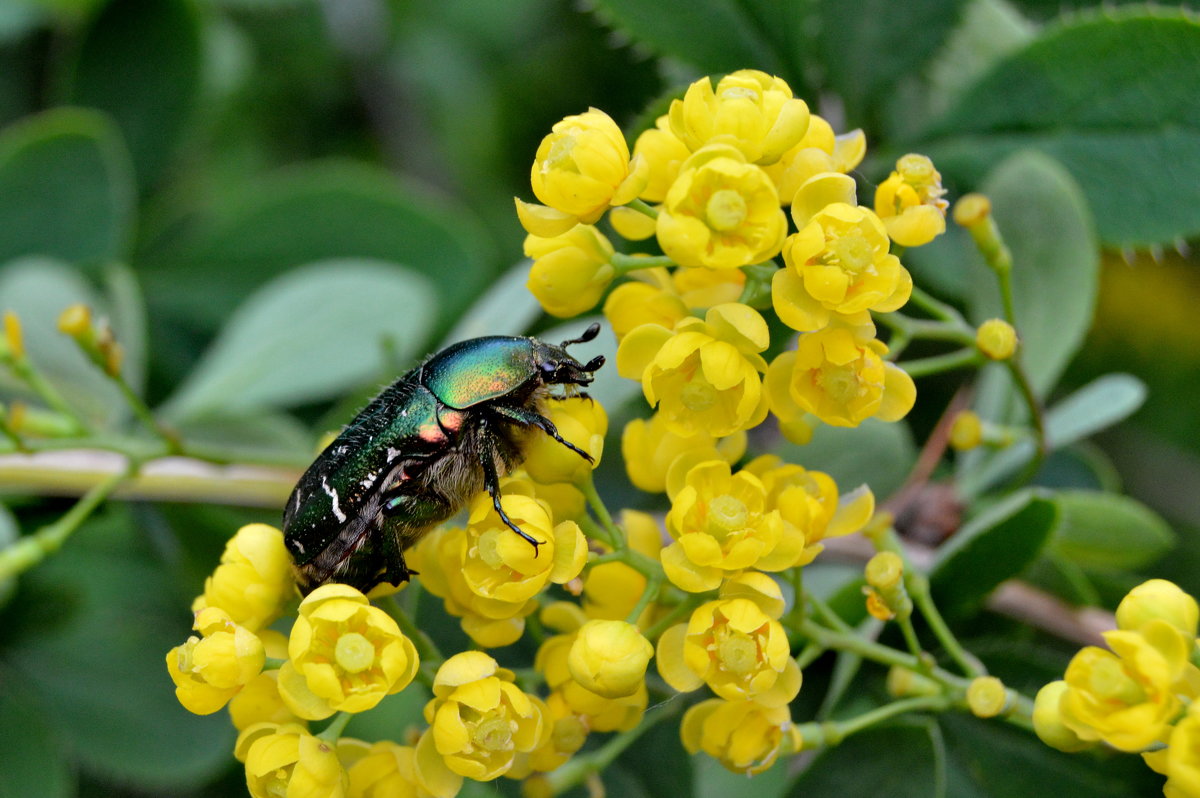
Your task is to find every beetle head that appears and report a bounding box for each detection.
[533,323,605,387]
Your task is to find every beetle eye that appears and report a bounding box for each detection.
[541,361,557,374]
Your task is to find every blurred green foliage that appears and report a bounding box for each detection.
[0,0,1197,796]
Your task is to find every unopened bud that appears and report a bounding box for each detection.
[952,193,991,227]
[949,410,983,451]
[3,311,23,359]
[866,552,904,591]
[966,675,1007,718]
[57,303,92,337]
[976,319,1017,360]
[887,665,941,697]
[1033,681,1093,752]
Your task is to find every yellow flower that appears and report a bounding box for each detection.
[617,303,770,437]
[535,624,648,733]
[1059,620,1200,751]
[410,525,537,648]
[661,460,784,592]
[773,175,912,332]
[167,606,265,715]
[582,510,662,623]
[949,410,983,450]
[1165,704,1200,798]
[621,411,746,495]
[524,225,615,318]
[521,692,590,774]
[656,598,801,706]
[668,70,810,165]
[764,114,866,204]
[192,523,295,632]
[241,723,348,798]
[632,115,692,202]
[608,205,658,240]
[1033,681,1093,753]
[873,153,948,247]
[278,585,419,720]
[681,698,800,774]
[672,266,746,308]
[347,739,464,798]
[425,652,548,781]
[527,108,647,227]
[656,144,787,269]
[229,670,305,732]
[462,492,587,605]
[976,318,1017,360]
[766,322,915,427]
[603,275,690,344]
[743,454,874,569]
[521,397,606,484]
[567,620,654,699]
[1117,579,1200,641]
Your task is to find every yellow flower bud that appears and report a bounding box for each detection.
[57,303,92,337]
[1164,706,1200,798]
[1116,579,1199,640]
[886,665,941,698]
[966,675,1008,718]
[567,619,653,699]
[166,607,265,715]
[602,278,689,344]
[632,115,691,203]
[949,410,983,451]
[347,738,463,798]
[530,108,645,224]
[865,551,904,591]
[228,671,303,731]
[1033,681,1093,753]
[3,311,23,359]
[976,319,1017,360]
[242,724,349,798]
[952,193,991,227]
[521,397,606,484]
[278,584,419,720]
[668,70,810,165]
[524,225,615,318]
[192,523,295,632]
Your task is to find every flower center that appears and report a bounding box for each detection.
[1087,658,1143,704]
[720,86,760,103]
[265,770,292,798]
[829,233,873,275]
[472,715,516,752]
[477,529,506,569]
[334,632,375,674]
[680,379,718,412]
[816,363,862,404]
[707,494,749,537]
[718,632,759,674]
[545,135,580,173]
[706,189,748,232]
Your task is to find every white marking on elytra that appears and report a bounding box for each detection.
[360,471,376,488]
[386,447,402,461]
[293,540,305,554]
[322,476,347,523]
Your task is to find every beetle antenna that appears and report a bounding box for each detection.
[581,355,605,372]
[561,322,601,348]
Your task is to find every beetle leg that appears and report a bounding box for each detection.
[490,404,594,463]
[478,416,544,552]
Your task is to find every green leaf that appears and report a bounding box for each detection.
[816,0,966,123]
[5,509,235,788]
[440,260,543,344]
[0,685,73,798]
[140,161,492,334]
[1051,490,1175,570]
[775,418,917,499]
[0,503,15,609]
[163,259,438,420]
[921,9,1200,246]
[940,714,1161,797]
[930,489,1058,613]
[590,0,801,80]
[62,0,202,188]
[786,721,943,798]
[0,257,128,426]
[958,373,1147,497]
[617,713,695,798]
[0,108,135,265]
[970,150,1098,396]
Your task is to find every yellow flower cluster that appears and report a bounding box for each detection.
[1035,580,1200,796]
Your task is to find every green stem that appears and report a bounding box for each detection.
[610,253,675,276]
[263,656,287,670]
[877,313,975,346]
[1006,358,1048,483]
[897,615,925,663]
[578,472,625,550]
[626,198,659,219]
[796,694,953,749]
[110,374,182,454]
[805,590,853,634]
[795,641,825,670]
[995,268,1018,327]
[540,702,679,795]
[901,349,984,379]
[5,358,89,435]
[316,712,353,743]
[0,463,135,579]
[908,286,968,326]
[786,565,805,627]
[624,572,663,626]
[643,591,706,642]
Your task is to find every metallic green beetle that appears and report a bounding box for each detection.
[283,324,605,595]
